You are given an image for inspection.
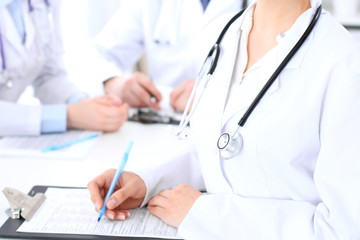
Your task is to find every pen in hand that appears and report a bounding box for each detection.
[150,94,157,103]
[148,76,160,105]
[97,141,134,222]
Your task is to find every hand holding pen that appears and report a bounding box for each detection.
[88,141,147,221]
[104,72,162,110]
[97,141,133,222]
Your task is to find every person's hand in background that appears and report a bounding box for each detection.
[67,95,128,132]
[104,72,162,110]
[170,80,195,112]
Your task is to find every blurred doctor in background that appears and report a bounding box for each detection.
[0,0,128,136]
[93,0,249,112]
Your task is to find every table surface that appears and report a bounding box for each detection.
[0,121,183,239]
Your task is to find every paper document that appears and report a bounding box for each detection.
[0,130,99,160]
[17,188,180,239]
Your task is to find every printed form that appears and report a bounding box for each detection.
[0,130,99,160]
[17,188,180,239]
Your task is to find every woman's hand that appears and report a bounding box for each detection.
[147,184,202,228]
[87,170,147,220]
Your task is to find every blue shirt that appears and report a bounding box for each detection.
[6,0,26,43]
[200,0,210,11]
[41,92,88,133]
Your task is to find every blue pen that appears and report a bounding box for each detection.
[41,134,99,152]
[98,141,134,222]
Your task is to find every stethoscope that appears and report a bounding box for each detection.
[0,0,51,89]
[174,5,322,160]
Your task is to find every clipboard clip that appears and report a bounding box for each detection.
[2,187,46,221]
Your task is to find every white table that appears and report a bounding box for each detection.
[0,121,183,239]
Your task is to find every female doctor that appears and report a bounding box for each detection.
[0,0,128,136]
[88,0,360,239]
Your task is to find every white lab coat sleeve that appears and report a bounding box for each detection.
[31,0,79,104]
[132,140,205,207]
[0,101,41,136]
[177,69,360,238]
[90,0,145,82]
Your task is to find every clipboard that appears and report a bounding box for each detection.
[0,186,177,240]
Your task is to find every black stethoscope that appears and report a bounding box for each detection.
[174,5,322,160]
[0,0,51,88]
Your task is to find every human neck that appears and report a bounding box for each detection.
[253,0,311,35]
[244,0,311,72]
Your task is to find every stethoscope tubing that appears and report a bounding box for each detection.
[209,9,246,75]
[237,5,322,128]
[174,8,247,136]
[0,31,6,71]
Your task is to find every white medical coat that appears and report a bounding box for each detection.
[0,0,79,136]
[93,0,245,88]
[135,0,360,239]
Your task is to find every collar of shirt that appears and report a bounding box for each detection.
[222,5,287,126]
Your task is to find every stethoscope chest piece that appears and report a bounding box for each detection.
[217,129,243,160]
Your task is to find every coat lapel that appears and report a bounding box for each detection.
[0,7,24,55]
[213,25,243,135]
[23,2,35,51]
[191,20,243,193]
[191,10,244,156]
[270,4,323,92]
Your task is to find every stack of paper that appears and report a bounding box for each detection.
[0,130,100,160]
